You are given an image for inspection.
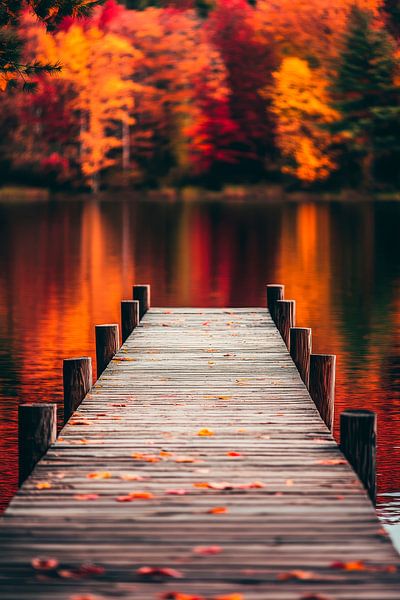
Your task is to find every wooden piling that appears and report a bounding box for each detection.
[18,403,57,485]
[133,284,151,320]
[63,357,92,423]
[340,409,376,503]
[275,299,296,348]
[266,284,284,323]
[309,354,336,431]
[95,324,119,378]
[290,327,312,387]
[121,300,140,343]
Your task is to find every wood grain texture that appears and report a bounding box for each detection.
[1,308,399,599]
[95,324,119,378]
[18,404,57,485]
[63,357,92,423]
[309,353,336,433]
[341,409,377,504]
[121,300,139,343]
[275,300,296,349]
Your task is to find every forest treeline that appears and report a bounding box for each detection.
[0,0,399,192]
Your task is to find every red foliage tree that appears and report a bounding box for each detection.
[206,0,277,175]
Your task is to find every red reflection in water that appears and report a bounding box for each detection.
[0,198,399,532]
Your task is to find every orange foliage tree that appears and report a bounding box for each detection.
[253,0,383,65]
[269,57,339,182]
[110,5,237,182]
[36,16,141,190]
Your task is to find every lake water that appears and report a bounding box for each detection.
[0,197,399,549]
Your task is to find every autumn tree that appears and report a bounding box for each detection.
[35,16,141,190]
[269,57,338,183]
[207,0,276,178]
[110,5,237,183]
[253,0,383,67]
[330,5,400,187]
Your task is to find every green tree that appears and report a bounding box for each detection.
[330,5,400,187]
[0,1,101,90]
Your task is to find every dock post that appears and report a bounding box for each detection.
[133,284,151,320]
[95,324,119,378]
[290,327,312,387]
[121,300,140,343]
[275,299,296,349]
[266,284,284,323]
[18,403,57,485]
[340,409,376,503]
[309,354,336,431]
[63,357,92,423]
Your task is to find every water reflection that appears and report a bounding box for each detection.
[0,198,399,545]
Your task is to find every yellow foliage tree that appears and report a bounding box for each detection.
[36,22,141,190]
[269,57,339,182]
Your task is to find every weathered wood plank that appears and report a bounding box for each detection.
[0,308,398,599]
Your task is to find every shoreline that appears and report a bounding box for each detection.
[1,184,400,204]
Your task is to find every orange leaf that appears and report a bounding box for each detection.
[197,428,214,437]
[86,471,112,479]
[36,481,52,490]
[74,494,99,501]
[330,560,366,571]
[136,566,183,579]
[278,569,315,580]
[193,545,223,555]
[207,506,228,514]
[119,473,145,481]
[131,452,160,463]
[160,593,204,600]
[226,452,242,457]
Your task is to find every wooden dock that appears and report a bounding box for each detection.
[0,307,399,599]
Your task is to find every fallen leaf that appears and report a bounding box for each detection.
[116,491,154,502]
[197,428,214,437]
[207,506,228,514]
[166,489,188,495]
[36,481,52,490]
[74,494,99,501]
[86,471,112,480]
[174,456,199,463]
[131,452,160,463]
[160,593,204,600]
[31,557,59,571]
[136,566,183,579]
[226,452,242,458]
[193,545,223,555]
[238,481,265,489]
[285,479,294,487]
[330,560,366,571]
[119,473,145,481]
[277,570,315,580]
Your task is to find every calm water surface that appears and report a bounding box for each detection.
[0,197,399,548]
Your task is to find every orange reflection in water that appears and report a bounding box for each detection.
[0,198,399,535]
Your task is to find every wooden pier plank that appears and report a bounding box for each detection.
[0,308,399,599]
